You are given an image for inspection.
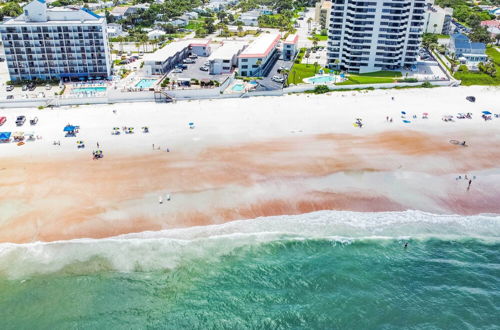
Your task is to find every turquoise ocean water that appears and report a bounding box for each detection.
[1,210,499,329]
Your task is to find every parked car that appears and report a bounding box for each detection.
[45,84,52,90]
[272,75,285,83]
[0,116,6,126]
[27,83,36,91]
[183,58,195,64]
[30,116,38,125]
[6,95,13,99]
[172,68,183,73]
[16,116,26,126]
[199,65,209,71]
[176,63,188,69]
[22,85,28,91]
[6,85,14,92]
[189,54,198,59]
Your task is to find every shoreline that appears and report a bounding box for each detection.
[1,86,499,243]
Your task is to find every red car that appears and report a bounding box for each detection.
[0,116,6,126]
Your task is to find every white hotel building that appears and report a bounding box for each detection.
[327,0,426,73]
[0,0,112,82]
[237,33,280,77]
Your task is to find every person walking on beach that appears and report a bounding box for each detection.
[152,143,155,150]
[97,142,100,148]
[467,179,472,191]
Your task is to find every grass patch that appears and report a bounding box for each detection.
[453,47,500,86]
[355,71,402,78]
[435,34,450,39]
[308,34,328,41]
[336,70,402,85]
[287,63,330,85]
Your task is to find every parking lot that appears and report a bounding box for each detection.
[0,83,63,101]
[254,58,294,91]
[167,55,232,83]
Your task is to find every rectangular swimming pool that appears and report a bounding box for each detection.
[72,87,107,93]
[135,79,157,89]
[232,84,245,92]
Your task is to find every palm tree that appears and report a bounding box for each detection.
[313,62,319,74]
[433,23,438,34]
[255,59,262,76]
[237,23,244,36]
[307,17,312,31]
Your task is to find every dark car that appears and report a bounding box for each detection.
[176,64,188,69]
[16,115,26,126]
[466,96,476,102]
[27,82,36,91]
[6,95,14,99]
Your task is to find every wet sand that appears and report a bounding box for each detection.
[2,128,500,243]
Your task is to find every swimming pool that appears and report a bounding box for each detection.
[135,79,157,88]
[232,84,245,92]
[307,75,335,84]
[72,87,107,93]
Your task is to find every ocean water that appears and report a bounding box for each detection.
[1,210,499,329]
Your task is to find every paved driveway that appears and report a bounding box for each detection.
[167,56,231,83]
[254,58,294,91]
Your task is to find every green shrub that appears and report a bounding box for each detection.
[421,81,433,88]
[312,85,330,94]
[397,78,418,83]
[457,65,468,72]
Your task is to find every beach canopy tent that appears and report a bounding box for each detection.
[0,132,11,141]
[64,125,77,132]
[482,111,492,115]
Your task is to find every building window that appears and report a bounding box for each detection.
[242,65,248,69]
[241,59,248,62]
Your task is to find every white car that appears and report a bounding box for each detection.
[172,68,183,73]
[272,75,284,83]
[199,66,209,71]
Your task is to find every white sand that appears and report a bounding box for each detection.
[0,86,498,159]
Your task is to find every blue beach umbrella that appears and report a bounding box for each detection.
[63,125,76,132]
[482,111,492,115]
[188,122,194,126]
[401,111,406,115]
[0,132,11,139]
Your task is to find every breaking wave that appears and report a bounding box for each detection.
[1,210,499,279]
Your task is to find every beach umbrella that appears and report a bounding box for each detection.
[482,111,491,115]
[401,111,406,115]
[423,112,429,115]
[189,122,194,126]
[63,125,76,132]
[0,132,11,139]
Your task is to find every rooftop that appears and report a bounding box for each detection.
[143,39,210,62]
[481,20,500,28]
[3,0,104,25]
[208,41,247,60]
[238,33,281,58]
[452,33,486,52]
[284,34,298,44]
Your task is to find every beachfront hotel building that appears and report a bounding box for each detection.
[208,41,247,75]
[0,0,112,81]
[142,39,211,75]
[326,0,426,73]
[237,33,280,77]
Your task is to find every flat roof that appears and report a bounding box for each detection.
[208,41,247,60]
[238,33,280,58]
[284,34,298,44]
[143,39,210,62]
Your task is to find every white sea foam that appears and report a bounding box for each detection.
[1,210,499,279]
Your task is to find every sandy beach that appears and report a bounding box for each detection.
[1,86,499,243]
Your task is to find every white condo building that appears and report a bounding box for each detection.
[327,0,426,73]
[0,0,112,82]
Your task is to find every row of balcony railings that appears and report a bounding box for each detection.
[3,27,101,33]
[2,34,103,41]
